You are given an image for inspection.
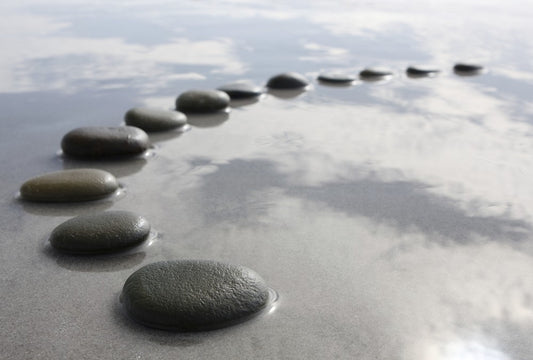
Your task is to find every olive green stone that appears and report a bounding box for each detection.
[359,67,394,79]
[20,168,118,202]
[266,72,309,89]
[61,126,150,158]
[176,90,230,113]
[121,260,271,331]
[50,211,150,254]
[124,108,187,132]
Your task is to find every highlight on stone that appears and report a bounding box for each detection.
[61,126,150,158]
[121,260,272,331]
[125,108,187,132]
[49,211,151,254]
[19,168,119,202]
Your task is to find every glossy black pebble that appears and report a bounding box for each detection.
[266,72,309,89]
[20,168,119,202]
[61,126,150,158]
[50,211,150,254]
[121,260,271,331]
[454,63,484,74]
[176,90,230,113]
[125,108,187,132]
[317,72,356,83]
[406,66,440,76]
[359,67,393,79]
[217,82,263,99]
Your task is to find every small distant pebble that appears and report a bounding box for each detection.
[50,211,150,254]
[317,72,356,84]
[121,260,271,331]
[125,108,187,132]
[61,126,150,158]
[176,90,230,113]
[359,67,394,79]
[20,168,118,202]
[266,72,309,89]
[406,65,440,76]
[453,63,485,74]
[217,82,263,99]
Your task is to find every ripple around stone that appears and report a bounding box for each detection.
[176,90,230,113]
[125,108,187,132]
[49,211,151,254]
[121,260,272,331]
[266,72,310,89]
[61,126,150,158]
[217,81,263,99]
[19,168,119,202]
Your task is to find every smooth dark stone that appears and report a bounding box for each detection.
[217,82,263,99]
[176,90,230,113]
[125,108,187,132]
[20,169,118,202]
[50,211,150,254]
[454,63,485,74]
[359,67,394,79]
[266,72,309,89]
[61,126,150,158]
[317,72,356,84]
[406,66,440,77]
[121,260,271,331]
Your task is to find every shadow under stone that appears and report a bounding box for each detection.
[61,154,148,178]
[187,112,229,128]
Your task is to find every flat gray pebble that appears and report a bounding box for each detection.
[317,72,356,83]
[454,63,485,74]
[50,211,150,254]
[20,168,118,202]
[266,72,309,89]
[406,65,440,77]
[176,90,230,113]
[121,260,271,331]
[61,126,150,158]
[217,82,263,99]
[125,108,187,132]
[359,67,394,79]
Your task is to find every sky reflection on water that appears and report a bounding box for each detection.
[1,1,533,359]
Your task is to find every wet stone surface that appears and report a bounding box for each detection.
[317,72,356,84]
[125,108,187,132]
[359,67,394,79]
[49,211,151,254]
[121,260,271,331]
[217,81,263,99]
[20,169,118,202]
[176,90,230,113]
[266,72,310,89]
[61,126,150,158]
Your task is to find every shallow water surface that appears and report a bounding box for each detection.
[1,1,533,359]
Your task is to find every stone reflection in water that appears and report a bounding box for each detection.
[61,155,148,178]
[186,112,230,128]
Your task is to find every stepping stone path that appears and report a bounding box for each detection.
[317,72,356,84]
[61,126,150,158]
[20,168,118,202]
[125,108,187,132]
[50,211,151,254]
[121,260,271,331]
[176,90,230,113]
[266,72,309,89]
[359,67,394,80]
[217,81,263,99]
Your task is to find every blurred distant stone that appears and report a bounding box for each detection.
[266,72,309,89]
[317,72,356,84]
[359,67,394,80]
[453,63,485,75]
[217,81,263,99]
